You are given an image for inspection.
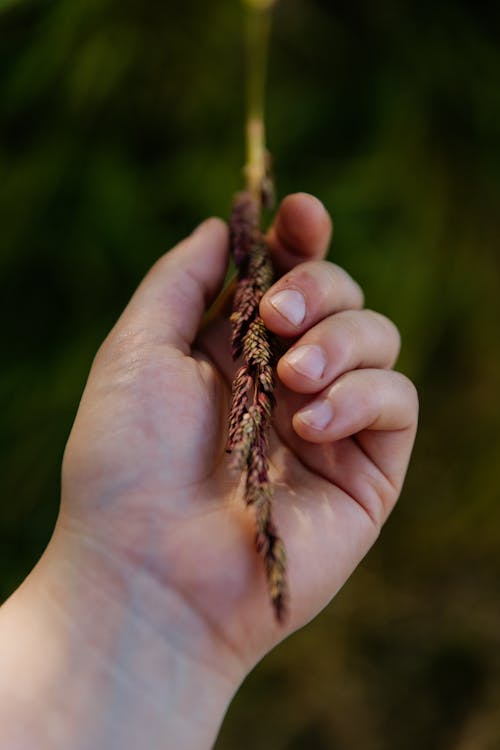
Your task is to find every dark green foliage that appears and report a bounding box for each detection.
[1,0,500,746]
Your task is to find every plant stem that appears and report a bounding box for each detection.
[226,2,287,622]
[243,0,276,201]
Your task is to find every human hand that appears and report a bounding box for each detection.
[0,194,418,750]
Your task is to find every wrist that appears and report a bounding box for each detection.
[0,527,244,750]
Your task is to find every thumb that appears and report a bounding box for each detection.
[112,218,229,353]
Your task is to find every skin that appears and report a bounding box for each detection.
[0,193,418,750]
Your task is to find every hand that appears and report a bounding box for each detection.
[0,194,418,750]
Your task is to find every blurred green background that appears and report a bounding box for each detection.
[1,0,499,747]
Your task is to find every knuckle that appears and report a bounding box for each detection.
[357,470,396,528]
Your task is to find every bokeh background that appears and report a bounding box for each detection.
[1,0,499,747]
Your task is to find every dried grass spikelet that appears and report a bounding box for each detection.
[227,190,288,623]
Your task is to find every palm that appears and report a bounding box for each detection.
[63,326,378,666]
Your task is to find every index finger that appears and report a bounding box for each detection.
[266,192,333,274]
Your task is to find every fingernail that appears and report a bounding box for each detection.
[269,289,306,326]
[296,399,333,430]
[285,345,326,380]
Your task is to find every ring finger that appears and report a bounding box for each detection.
[277,309,401,394]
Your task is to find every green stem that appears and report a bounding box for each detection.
[243,0,276,200]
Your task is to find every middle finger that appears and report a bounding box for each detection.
[260,259,365,337]
[277,309,401,394]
